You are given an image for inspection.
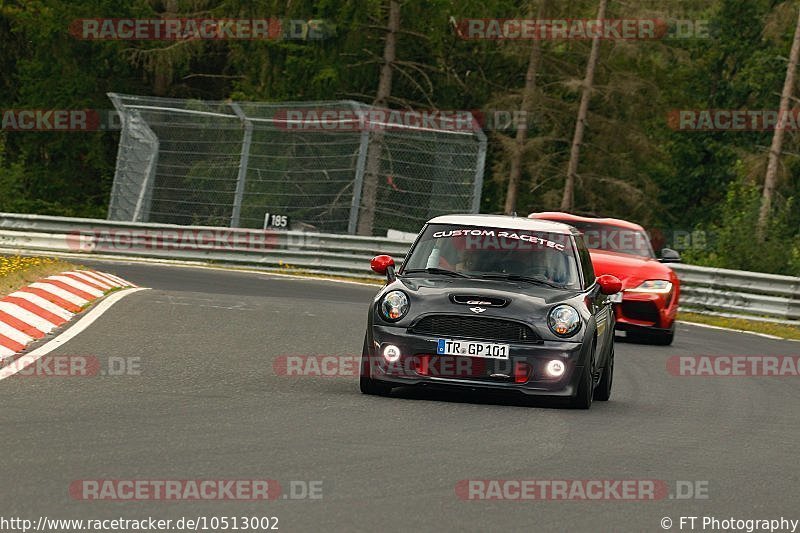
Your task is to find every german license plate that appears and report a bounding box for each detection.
[436,339,509,359]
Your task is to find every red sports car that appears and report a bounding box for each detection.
[529,212,680,345]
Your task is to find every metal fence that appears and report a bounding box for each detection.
[1,213,798,325]
[108,94,487,236]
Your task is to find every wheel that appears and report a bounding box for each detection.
[593,342,613,401]
[360,375,393,396]
[359,334,392,396]
[628,324,674,346]
[569,362,593,409]
[632,324,675,346]
[651,324,675,346]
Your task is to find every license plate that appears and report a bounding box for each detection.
[436,339,510,359]
[608,292,623,303]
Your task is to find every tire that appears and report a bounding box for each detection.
[628,324,675,346]
[359,334,392,396]
[593,342,613,401]
[569,363,593,409]
[651,324,675,346]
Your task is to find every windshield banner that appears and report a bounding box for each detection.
[430,228,570,253]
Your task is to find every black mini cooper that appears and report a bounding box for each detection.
[360,214,621,409]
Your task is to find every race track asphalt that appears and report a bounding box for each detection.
[1,260,798,532]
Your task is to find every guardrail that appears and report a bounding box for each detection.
[670,263,800,324]
[0,212,798,324]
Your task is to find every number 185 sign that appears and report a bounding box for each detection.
[264,213,289,229]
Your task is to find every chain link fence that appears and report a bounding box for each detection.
[107,93,486,236]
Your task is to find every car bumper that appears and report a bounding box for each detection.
[366,325,591,397]
[614,292,677,331]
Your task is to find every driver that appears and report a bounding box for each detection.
[456,247,486,273]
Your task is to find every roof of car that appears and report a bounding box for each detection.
[427,214,576,234]
[528,211,646,232]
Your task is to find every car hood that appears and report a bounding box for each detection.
[396,276,582,306]
[588,249,675,289]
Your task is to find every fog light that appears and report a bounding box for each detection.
[545,359,566,378]
[383,344,401,363]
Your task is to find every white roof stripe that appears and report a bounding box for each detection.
[427,214,575,234]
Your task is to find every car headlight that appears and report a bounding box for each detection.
[380,290,409,321]
[627,280,673,294]
[548,305,581,337]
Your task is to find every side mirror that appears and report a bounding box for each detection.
[659,248,682,263]
[370,255,396,282]
[597,274,622,295]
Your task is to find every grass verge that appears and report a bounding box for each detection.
[0,255,82,298]
[678,311,800,341]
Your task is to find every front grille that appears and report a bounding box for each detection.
[620,301,660,324]
[410,315,540,343]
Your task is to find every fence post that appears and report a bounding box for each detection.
[348,129,370,235]
[108,94,159,223]
[134,115,159,223]
[107,93,126,220]
[471,125,487,213]
[230,102,252,228]
[789,279,800,320]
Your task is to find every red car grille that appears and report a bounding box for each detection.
[620,301,660,323]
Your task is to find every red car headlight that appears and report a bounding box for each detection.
[627,280,673,294]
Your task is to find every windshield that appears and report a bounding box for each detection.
[401,224,581,288]
[567,221,655,258]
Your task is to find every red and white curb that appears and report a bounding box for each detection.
[0,270,136,365]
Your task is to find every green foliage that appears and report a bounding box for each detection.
[1,0,800,274]
[683,174,798,275]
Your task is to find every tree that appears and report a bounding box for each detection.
[504,0,545,215]
[560,0,607,211]
[757,4,800,240]
[356,0,400,236]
